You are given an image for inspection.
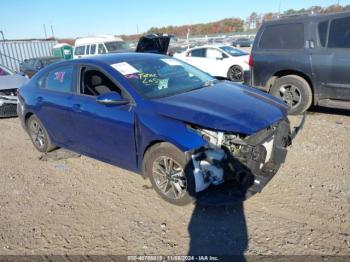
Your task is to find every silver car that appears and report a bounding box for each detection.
[0,65,28,117]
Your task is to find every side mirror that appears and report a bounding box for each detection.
[96,91,129,105]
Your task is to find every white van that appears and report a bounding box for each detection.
[73,35,130,59]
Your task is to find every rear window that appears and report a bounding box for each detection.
[259,23,304,49]
[328,16,350,48]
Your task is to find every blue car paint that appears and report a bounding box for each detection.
[150,82,288,135]
[18,53,288,175]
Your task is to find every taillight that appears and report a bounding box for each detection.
[248,52,253,68]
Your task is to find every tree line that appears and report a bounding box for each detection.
[121,4,350,41]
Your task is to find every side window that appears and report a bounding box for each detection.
[74,46,85,56]
[86,45,90,55]
[318,21,329,47]
[206,48,224,59]
[189,48,205,57]
[90,44,96,55]
[98,44,107,54]
[328,17,350,48]
[80,66,121,96]
[45,65,74,93]
[259,23,304,49]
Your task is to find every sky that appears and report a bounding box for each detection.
[0,0,348,39]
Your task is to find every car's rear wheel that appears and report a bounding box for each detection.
[270,75,312,115]
[143,142,195,206]
[27,115,55,153]
[227,65,244,82]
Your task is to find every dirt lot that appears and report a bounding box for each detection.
[0,107,349,256]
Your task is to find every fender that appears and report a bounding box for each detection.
[135,112,207,171]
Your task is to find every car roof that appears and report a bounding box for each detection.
[188,45,224,50]
[263,11,350,26]
[43,53,167,70]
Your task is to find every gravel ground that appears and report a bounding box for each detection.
[0,107,349,256]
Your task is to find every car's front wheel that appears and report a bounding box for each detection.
[27,115,56,153]
[143,142,195,206]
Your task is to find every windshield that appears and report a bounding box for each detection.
[111,57,215,99]
[0,66,13,76]
[220,46,248,57]
[105,41,129,52]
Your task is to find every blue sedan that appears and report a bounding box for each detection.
[18,53,296,205]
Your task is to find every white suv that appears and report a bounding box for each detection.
[73,35,130,59]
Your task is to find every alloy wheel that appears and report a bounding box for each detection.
[229,66,243,81]
[29,120,46,150]
[278,84,302,109]
[152,156,187,200]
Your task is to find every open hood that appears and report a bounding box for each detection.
[149,81,288,135]
[136,34,172,55]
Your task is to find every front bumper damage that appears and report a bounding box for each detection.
[187,114,305,201]
[0,89,18,117]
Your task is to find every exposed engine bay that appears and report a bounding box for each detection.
[189,118,294,197]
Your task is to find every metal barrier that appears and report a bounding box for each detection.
[0,40,58,72]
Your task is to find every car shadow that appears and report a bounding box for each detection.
[187,199,248,260]
[308,106,350,116]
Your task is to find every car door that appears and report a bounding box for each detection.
[311,16,350,100]
[204,48,228,77]
[183,48,207,72]
[35,64,77,147]
[68,64,137,170]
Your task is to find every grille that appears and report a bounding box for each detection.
[0,103,17,117]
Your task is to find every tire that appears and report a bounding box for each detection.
[143,142,195,206]
[227,65,244,82]
[26,115,56,153]
[270,75,312,115]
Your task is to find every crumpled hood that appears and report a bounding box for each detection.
[150,81,288,135]
[0,74,28,91]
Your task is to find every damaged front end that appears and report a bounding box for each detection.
[0,89,18,117]
[187,116,304,199]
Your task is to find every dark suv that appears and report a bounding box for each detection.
[249,11,350,114]
[20,57,62,78]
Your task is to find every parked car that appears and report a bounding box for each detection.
[74,35,131,59]
[0,65,28,117]
[232,38,252,48]
[0,64,13,76]
[249,11,350,114]
[174,45,250,81]
[18,53,302,205]
[20,57,62,78]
